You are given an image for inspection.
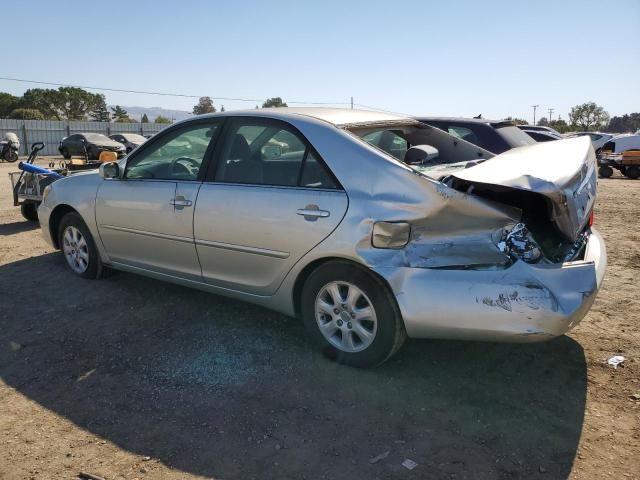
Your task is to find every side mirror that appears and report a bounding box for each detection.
[99,161,120,179]
[404,145,439,165]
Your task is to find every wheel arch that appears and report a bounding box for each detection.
[291,256,399,319]
[49,204,79,249]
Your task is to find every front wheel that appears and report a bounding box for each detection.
[58,212,104,279]
[3,149,18,162]
[301,261,406,368]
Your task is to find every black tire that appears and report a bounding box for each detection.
[3,149,18,162]
[598,165,613,178]
[60,147,71,160]
[625,166,640,179]
[57,212,104,279]
[20,202,39,222]
[301,260,406,368]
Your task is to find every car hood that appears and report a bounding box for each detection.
[446,136,597,241]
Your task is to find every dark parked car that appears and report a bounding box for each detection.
[109,133,147,153]
[521,129,561,142]
[516,124,562,137]
[59,133,126,160]
[417,117,536,154]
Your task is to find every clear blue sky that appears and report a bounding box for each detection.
[2,0,639,122]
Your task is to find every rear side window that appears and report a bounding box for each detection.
[214,119,338,189]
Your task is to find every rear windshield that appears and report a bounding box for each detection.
[84,133,111,142]
[123,134,146,142]
[494,125,536,148]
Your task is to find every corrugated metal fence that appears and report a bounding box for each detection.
[0,119,169,156]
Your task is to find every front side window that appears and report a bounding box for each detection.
[125,122,220,181]
[214,119,337,189]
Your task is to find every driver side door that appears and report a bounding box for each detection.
[95,120,222,280]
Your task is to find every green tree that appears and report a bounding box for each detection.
[537,117,549,126]
[8,108,45,120]
[504,116,528,125]
[549,118,570,134]
[21,88,59,119]
[141,113,149,123]
[262,97,287,108]
[193,96,216,115]
[568,102,609,131]
[0,92,20,117]
[111,105,131,122]
[154,115,172,124]
[21,87,105,120]
[88,94,110,122]
[220,105,225,112]
[605,113,640,133]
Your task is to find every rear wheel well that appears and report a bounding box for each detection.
[292,257,398,319]
[49,204,77,249]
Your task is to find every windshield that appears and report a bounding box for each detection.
[495,125,536,148]
[123,134,146,142]
[84,133,112,142]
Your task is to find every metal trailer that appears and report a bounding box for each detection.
[9,143,65,222]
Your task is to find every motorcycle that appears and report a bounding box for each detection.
[1,132,20,162]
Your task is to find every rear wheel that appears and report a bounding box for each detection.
[20,202,39,222]
[301,261,406,368]
[58,212,104,279]
[625,166,640,179]
[598,165,613,178]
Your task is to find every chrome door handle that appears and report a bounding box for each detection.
[170,196,193,208]
[297,204,329,221]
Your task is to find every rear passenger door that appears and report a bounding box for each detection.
[194,117,348,296]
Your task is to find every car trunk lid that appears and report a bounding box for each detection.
[448,136,597,241]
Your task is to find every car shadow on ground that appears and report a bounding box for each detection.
[0,253,586,479]
[0,220,38,236]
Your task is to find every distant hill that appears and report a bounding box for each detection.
[113,106,192,122]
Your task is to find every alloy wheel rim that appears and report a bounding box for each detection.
[314,281,377,353]
[62,226,89,274]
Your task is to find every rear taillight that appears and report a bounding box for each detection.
[588,209,594,227]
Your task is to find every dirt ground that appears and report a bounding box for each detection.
[0,158,638,480]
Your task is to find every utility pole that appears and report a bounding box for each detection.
[531,105,539,125]
[548,108,554,122]
[350,96,354,109]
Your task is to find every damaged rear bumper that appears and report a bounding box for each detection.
[375,228,606,342]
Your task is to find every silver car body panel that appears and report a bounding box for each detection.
[38,108,606,342]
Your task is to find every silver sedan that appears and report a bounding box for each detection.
[38,108,606,367]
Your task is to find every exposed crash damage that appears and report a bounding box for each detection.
[345,128,605,341]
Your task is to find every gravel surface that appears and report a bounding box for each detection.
[1,159,638,479]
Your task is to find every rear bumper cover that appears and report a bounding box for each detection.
[375,228,606,342]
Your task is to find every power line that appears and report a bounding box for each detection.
[0,76,351,105]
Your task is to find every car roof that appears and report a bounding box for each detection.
[194,107,415,128]
[417,116,500,125]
